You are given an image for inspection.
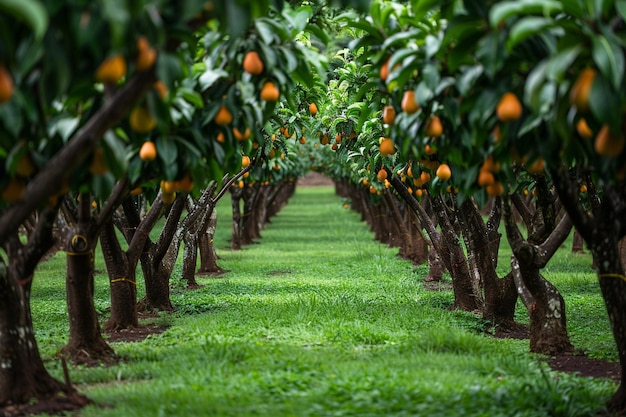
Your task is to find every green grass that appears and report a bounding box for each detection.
[30,186,616,416]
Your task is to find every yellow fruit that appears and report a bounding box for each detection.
[214,105,233,125]
[425,116,443,137]
[496,92,522,122]
[1,178,26,202]
[595,124,625,157]
[309,102,318,115]
[162,191,176,204]
[576,118,593,139]
[377,169,388,181]
[569,68,596,112]
[436,163,452,181]
[95,54,126,83]
[160,180,176,194]
[382,105,396,125]
[401,90,419,114]
[243,51,264,75]
[242,155,251,168]
[260,81,280,102]
[139,141,157,161]
[0,64,14,104]
[379,138,395,156]
[130,107,157,133]
[136,36,157,71]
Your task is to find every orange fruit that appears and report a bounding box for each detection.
[424,144,436,155]
[496,92,522,122]
[238,180,245,188]
[477,170,495,186]
[527,158,544,174]
[95,54,126,83]
[492,125,502,143]
[569,68,596,112]
[595,124,625,157]
[153,81,168,100]
[401,90,419,114]
[377,169,388,181]
[320,133,330,145]
[331,143,338,151]
[299,136,306,144]
[335,133,342,144]
[15,153,35,177]
[216,132,225,143]
[130,107,157,133]
[380,57,390,81]
[481,155,501,173]
[369,185,376,194]
[420,171,430,183]
[89,147,109,175]
[425,115,443,137]
[260,81,280,101]
[136,36,157,71]
[214,105,233,125]
[162,192,176,204]
[139,141,157,161]
[175,174,194,192]
[160,180,176,194]
[486,181,504,196]
[382,105,396,125]
[435,163,451,181]
[233,127,251,141]
[415,188,423,197]
[130,187,143,195]
[242,155,251,168]
[576,118,593,139]
[1,178,26,202]
[379,138,395,156]
[243,51,264,75]
[309,102,318,115]
[580,184,588,193]
[0,64,14,103]
[362,179,369,186]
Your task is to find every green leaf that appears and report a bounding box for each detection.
[545,45,581,81]
[457,65,483,96]
[589,74,621,131]
[506,16,553,50]
[618,0,626,21]
[489,0,562,28]
[156,136,179,166]
[592,34,624,90]
[415,82,434,105]
[0,0,48,40]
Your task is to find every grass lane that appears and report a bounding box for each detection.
[32,185,615,416]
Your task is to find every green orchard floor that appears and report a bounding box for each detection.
[33,184,616,417]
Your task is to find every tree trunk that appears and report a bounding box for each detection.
[101,220,138,332]
[572,228,584,253]
[197,210,227,276]
[0,208,90,415]
[503,197,573,355]
[230,187,243,250]
[61,223,116,364]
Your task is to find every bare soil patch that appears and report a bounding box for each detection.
[545,354,621,381]
[298,171,334,187]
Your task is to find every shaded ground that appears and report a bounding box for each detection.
[422,281,620,382]
[298,171,334,187]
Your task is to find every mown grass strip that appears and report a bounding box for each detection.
[32,186,615,416]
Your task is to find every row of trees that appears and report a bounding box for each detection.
[0,0,367,414]
[1,0,626,415]
[304,0,626,414]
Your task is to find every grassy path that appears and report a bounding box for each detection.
[34,186,615,416]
